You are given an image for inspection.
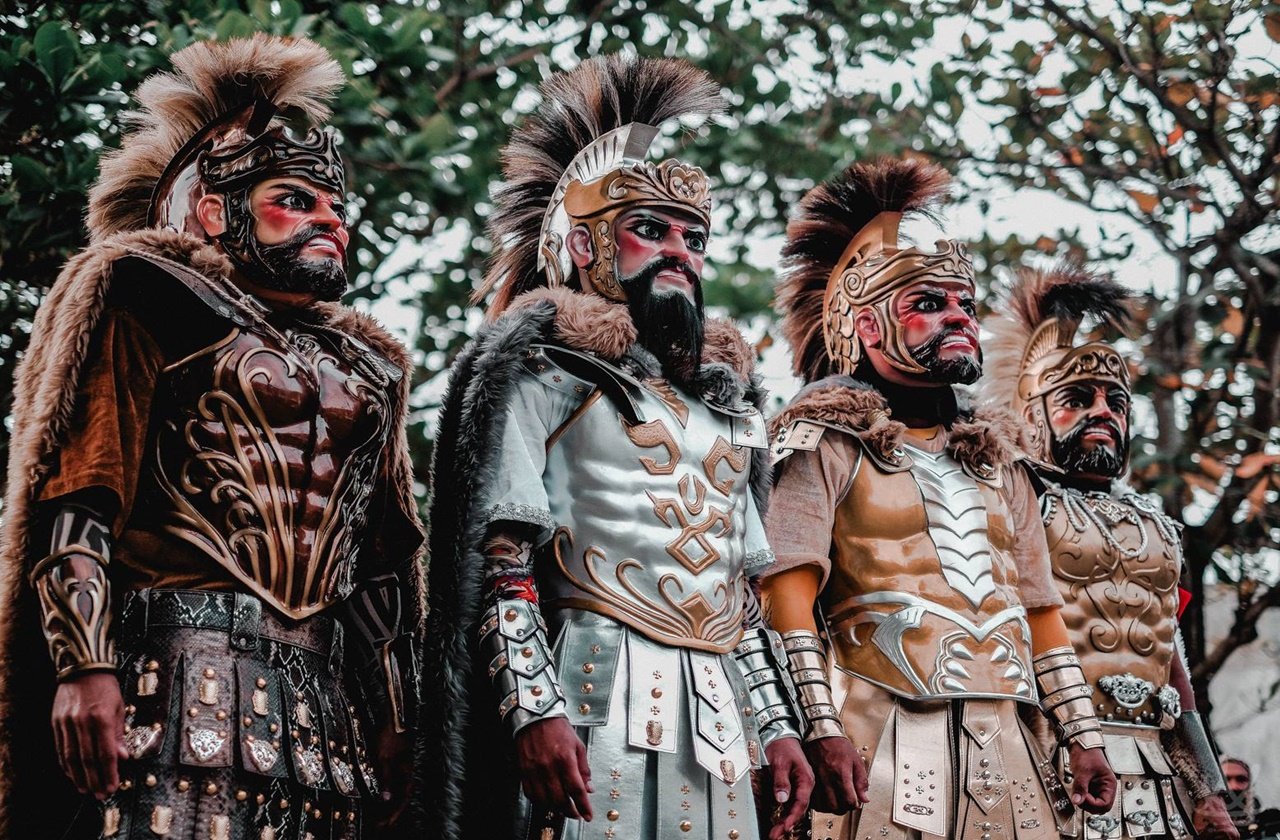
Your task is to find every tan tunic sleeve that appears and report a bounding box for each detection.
[37,307,164,532]
[1006,464,1064,609]
[762,430,860,589]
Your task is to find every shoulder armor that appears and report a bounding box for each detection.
[529,343,645,424]
[521,344,597,399]
[771,419,912,472]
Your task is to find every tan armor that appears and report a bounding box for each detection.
[143,309,397,619]
[821,435,1036,702]
[1043,482,1184,727]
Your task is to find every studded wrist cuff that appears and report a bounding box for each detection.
[30,547,116,680]
[780,630,845,741]
[479,599,566,736]
[733,628,801,747]
[1034,646,1104,750]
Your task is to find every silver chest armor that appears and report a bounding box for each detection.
[530,347,770,655]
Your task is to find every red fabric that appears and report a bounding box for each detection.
[1177,586,1192,619]
[492,574,540,604]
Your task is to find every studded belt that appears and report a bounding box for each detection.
[121,588,343,670]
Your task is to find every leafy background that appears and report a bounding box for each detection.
[2,0,1277,784]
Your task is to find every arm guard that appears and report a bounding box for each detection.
[780,629,844,741]
[1033,646,1105,750]
[1162,711,1228,802]
[732,628,802,748]
[343,572,418,733]
[31,502,116,680]
[479,598,567,734]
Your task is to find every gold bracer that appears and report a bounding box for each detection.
[30,546,116,680]
[1034,646,1105,750]
[780,630,844,741]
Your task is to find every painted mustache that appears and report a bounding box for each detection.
[626,255,699,288]
[1067,417,1124,447]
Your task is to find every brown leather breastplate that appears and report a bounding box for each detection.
[141,317,395,618]
[823,439,1035,702]
[1043,484,1183,727]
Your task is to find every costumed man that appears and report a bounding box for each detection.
[979,262,1238,840]
[759,159,1119,840]
[0,36,425,840]
[417,55,812,840]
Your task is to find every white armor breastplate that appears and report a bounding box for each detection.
[906,444,996,609]
[539,367,767,654]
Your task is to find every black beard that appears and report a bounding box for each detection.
[1051,417,1128,477]
[230,222,348,302]
[908,327,983,385]
[621,256,705,388]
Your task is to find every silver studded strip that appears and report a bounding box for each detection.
[732,628,802,748]
[479,599,567,735]
[780,629,844,741]
[1033,646,1105,750]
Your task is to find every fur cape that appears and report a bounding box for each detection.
[414,287,768,840]
[770,375,1029,473]
[0,228,426,837]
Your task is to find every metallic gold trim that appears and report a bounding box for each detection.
[623,417,681,475]
[161,327,242,374]
[30,547,115,680]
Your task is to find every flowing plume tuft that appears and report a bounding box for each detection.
[777,158,953,381]
[478,54,724,315]
[980,259,1133,414]
[87,34,344,240]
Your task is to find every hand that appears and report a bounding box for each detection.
[371,723,413,830]
[51,671,128,800]
[804,734,868,814]
[1067,741,1117,814]
[764,736,815,840]
[515,716,593,822]
[1192,794,1240,840]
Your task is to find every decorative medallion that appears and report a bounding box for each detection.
[1086,815,1122,837]
[297,746,326,786]
[245,738,279,773]
[150,805,174,836]
[125,723,163,759]
[330,758,357,795]
[295,699,314,729]
[210,815,231,840]
[646,720,663,746]
[137,672,158,697]
[187,727,226,763]
[102,806,121,837]
[1157,685,1182,719]
[1099,673,1155,709]
[253,689,270,716]
[720,759,736,783]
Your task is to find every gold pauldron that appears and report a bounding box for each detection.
[780,630,844,741]
[30,547,116,680]
[732,628,802,747]
[1034,646,1105,750]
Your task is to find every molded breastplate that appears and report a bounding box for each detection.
[539,376,766,653]
[1043,485,1183,726]
[145,320,395,619]
[823,440,1035,702]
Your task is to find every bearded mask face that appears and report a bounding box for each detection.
[215,176,350,302]
[1045,381,1131,479]
[857,279,982,385]
[570,206,709,386]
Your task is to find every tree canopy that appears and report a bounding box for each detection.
[2,0,1276,700]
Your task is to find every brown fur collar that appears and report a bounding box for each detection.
[770,375,1025,469]
[0,227,423,834]
[504,287,757,377]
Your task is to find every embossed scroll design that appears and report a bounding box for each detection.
[552,527,743,646]
[1044,487,1180,657]
[154,339,390,618]
[604,161,713,218]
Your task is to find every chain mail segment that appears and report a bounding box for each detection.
[780,629,844,741]
[478,598,567,735]
[1034,645,1106,750]
[1162,711,1229,802]
[732,628,802,748]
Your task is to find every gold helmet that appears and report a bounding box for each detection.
[980,261,1133,469]
[478,54,723,316]
[777,158,973,381]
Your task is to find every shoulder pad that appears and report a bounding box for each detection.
[521,344,597,399]
[770,419,829,463]
[529,344,644,425]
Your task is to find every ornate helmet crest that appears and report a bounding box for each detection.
[777,158,973,381]
[478,54,723,316]
[980,261,1133,469]
[87,34,345,243]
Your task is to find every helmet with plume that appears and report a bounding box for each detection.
[777,158,973,382]
[477,53,724,316]
[980,260,1134,470]
[87,35,346,283]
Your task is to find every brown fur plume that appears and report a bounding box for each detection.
[87,35,344,240]
[478,54,724,316]
[979,259,1133,415]
[777,158,952,383]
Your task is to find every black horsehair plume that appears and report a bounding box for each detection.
[479,54,724,314]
